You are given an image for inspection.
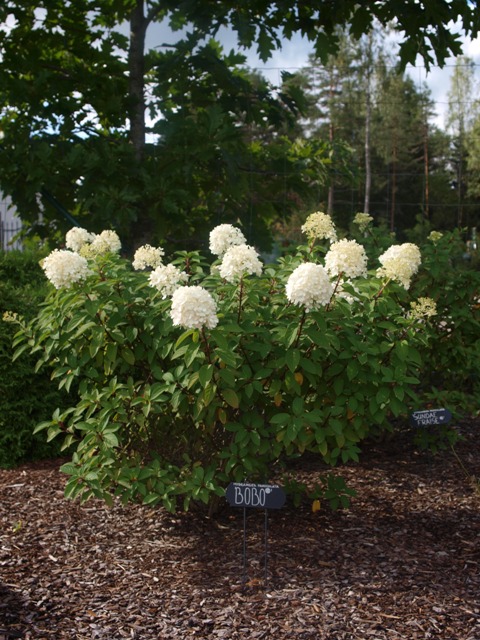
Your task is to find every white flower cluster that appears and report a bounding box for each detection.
[90,230,122,255]
[149,264,189,298]
[132,244,165,270]
[65,227,95,252]
[301,211,337,242]
[409,297,437,320]
[325,239,368,279]
[377,243,421,290]
[65,227,122,258]
[209,224,246,257]
[286,262,333,311]
[170,286,218,330]
[353,212,374,232]
[218,244,263,283]
[41,249,91,289]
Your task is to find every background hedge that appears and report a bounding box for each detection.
[0,250,73,467]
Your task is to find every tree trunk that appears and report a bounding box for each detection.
[457,134,464,227]
[129,0,148,164]
[327,130,334,216]
[364,82,371,214]
[327,78,334,215]
[423,118,429,219]
[363,36,373,215]
[127,0,152,249]
[390,141,397,232]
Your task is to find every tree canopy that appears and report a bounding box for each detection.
[0,0,478,248]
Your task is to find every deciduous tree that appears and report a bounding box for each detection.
[0,0,477,246]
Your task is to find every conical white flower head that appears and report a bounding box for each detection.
[149,264,188,298]
[218,244,263,283]
[286,262,333,311]
[42,249,91,289]
[377,243,421,290]
[325,239,368,279]
[170,286,218,330]
[209,224,246,257]
[65,227,95,253]
[86,230,122,255]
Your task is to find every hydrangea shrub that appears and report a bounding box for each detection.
[14,218,438,512]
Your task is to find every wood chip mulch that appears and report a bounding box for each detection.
[1,421,479,639]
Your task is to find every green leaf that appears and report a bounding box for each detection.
[202,384,217,407]
[150,382,166,401]
[105,342,117,363]
[393,386,405,401]
[185,344,201,367]
[121,347,135,365]
[286,348,301,372]
[223,388,239,409]
[395,341,409,362]
[218,368,236,387]
[270,413,291,425]
[12,343,30,362]
[103,432,119,447]
[376,386,390,405]
[33,420,52,434]
[198,364,214,388]
[333,376,344,396]
[174,329,197,349]
[216,348,238,367]
[292,396,304,416]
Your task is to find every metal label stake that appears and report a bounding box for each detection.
[226,482,286,588]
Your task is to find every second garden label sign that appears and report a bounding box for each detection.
[226,482,286,509]
[409,408,452,427]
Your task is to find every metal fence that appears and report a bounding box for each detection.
[0,198,23,251]
[0,220,23,251]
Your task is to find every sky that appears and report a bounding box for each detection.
[234,33,480,130]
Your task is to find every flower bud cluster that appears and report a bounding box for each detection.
[301,211,337,242]
[353,212,374,233]
[409,297,437,320]
[132,244,165,270]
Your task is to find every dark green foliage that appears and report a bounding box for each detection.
[0,251,71,467]
[1,0,478,250]
[411,230,480,414]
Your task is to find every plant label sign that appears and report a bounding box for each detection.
[226,482,286,509]
[409,408,452,428]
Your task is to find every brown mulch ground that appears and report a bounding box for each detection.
[0,422,479,640]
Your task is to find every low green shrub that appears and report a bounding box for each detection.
[0,250,72,467]
[410,230,480,415]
